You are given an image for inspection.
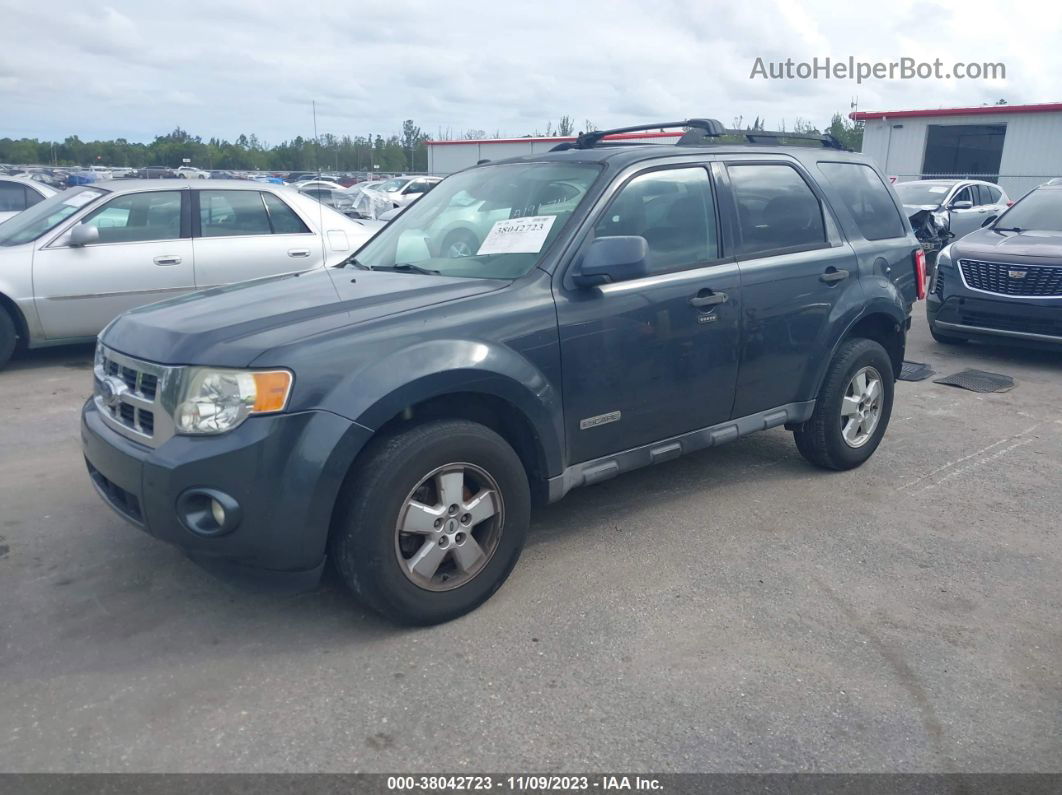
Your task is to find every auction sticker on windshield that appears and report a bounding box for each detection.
[476,215,557,255]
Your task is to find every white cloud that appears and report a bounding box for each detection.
[0,0,1052,143]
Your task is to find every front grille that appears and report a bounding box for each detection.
[93,345,173,447]
[958,309,1062,338]
[86,460,143,524]
[959,259,1062,297]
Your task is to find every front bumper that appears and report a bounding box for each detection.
[81,399,372,590]
[927,293,1062,346]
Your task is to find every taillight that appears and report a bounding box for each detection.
[1006,200,1014,207]
[914,248,927,300]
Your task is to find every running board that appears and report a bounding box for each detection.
[546,401,815,502]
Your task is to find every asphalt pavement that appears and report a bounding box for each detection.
[1,312,1059,772]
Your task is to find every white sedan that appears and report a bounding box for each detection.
[0,180,381,368]
[0,176,59,224]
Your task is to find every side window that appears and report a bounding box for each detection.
[951,186,974,206]
[200,190,272,237]
[263,193,311,234]
[82,191,182,243]
[594,167,717,274]
[985,185,1002,204]
[25,188,44,209]
[404,179,429,195]
[0,182,28,212]
[818,162,906,240]
[728,164,826,256]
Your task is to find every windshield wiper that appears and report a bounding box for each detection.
[368,263,442,275]
[336,255,370,269]
[994,226,1022,233]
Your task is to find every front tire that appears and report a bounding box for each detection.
[794,338,894,471]
[330,419,530,625]
[0,308,17,370]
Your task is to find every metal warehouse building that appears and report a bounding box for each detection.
[426,131,682,175]
[852,102,1062,197]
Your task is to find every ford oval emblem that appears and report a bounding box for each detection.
[99,376,127,408]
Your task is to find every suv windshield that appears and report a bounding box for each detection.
[0,187,106,246]
[894,181,954,206]
[992,188,1062,232]
[351,162,601,279]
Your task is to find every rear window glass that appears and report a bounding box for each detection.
[818,162,906,241]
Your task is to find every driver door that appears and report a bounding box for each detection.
[32,189,194,340]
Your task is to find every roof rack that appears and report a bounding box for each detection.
[552,119,848,151]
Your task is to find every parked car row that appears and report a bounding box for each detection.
[0,180,381,368]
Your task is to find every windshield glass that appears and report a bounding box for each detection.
[993,188,1062,232]
[371,177,413,193]
[351,162,601,279]
[0,187,105,246]
[894,181,954,206]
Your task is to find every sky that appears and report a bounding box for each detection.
[1,0,1057,145]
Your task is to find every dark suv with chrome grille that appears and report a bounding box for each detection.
[82,119,924,625]
[928,184,1062,346]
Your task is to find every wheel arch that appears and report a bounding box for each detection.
[813,304,907,395]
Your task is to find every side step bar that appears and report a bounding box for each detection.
[546,401,815,502]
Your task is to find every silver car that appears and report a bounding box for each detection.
[0,180,381,368]
[0,176,59,224]
[894,179,1011,240]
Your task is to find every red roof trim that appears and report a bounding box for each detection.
[426,131,683,146]
[850,102,1062,121]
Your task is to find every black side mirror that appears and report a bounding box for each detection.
[572,236,650,287]
[981,215,998,228]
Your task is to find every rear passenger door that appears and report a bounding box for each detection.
[723,159,860,418]
[191,189,320,288]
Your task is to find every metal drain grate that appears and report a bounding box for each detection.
[934,369,1015,393]
[899,361,935,382]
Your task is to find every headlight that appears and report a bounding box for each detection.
[175,367,293,435]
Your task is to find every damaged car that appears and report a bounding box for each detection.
[895,179,1011,256]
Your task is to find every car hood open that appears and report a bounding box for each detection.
[101,267,506,367]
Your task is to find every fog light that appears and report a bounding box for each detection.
[176,488,241,537]
[210,498,226,527]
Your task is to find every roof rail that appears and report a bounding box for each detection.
[562,119,727,150]
[551,119,849,151]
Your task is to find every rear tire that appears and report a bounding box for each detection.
[794,338,894,471]
[0,308,17,370]
[330,419,530,625]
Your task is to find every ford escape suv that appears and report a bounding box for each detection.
[82,119,925,625]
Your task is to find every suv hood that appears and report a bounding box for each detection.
[102,267,505,367]
[954,227,1062,259]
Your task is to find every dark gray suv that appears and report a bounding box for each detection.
[81,119,925,624]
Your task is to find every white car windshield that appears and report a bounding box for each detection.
[894,182,954,205]
[0,187,106,246]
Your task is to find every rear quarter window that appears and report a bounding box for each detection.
[818,162,906,241]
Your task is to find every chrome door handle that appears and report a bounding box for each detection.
[153,255,181,266]
[690,290,728,308]
[288,248,311,258]
[820,268,849,284]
